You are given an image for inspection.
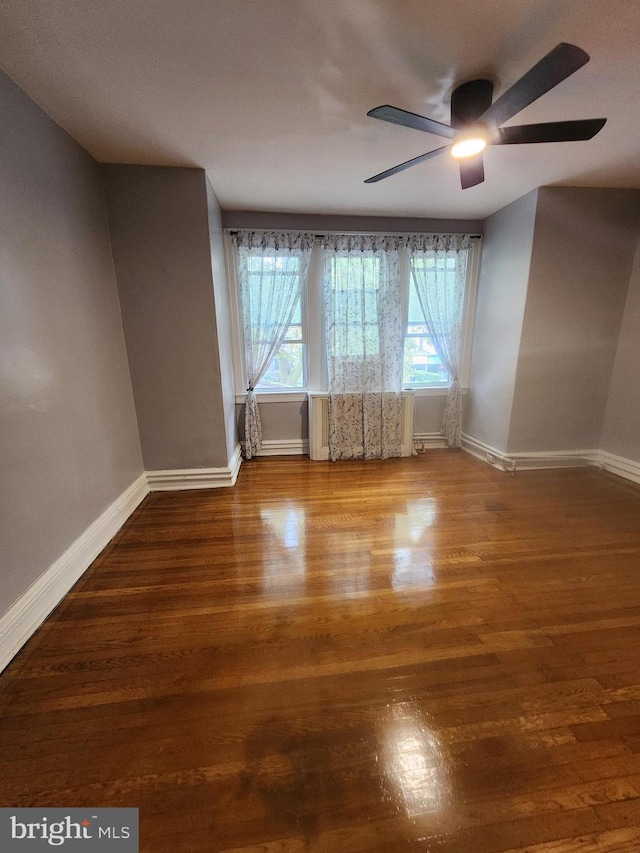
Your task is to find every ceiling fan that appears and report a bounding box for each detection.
[365,43,606,189]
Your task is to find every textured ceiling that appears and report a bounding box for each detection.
[1,0,639,218]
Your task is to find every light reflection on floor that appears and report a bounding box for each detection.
[259,496,439,595]
[392,498,437,590]
[260,505,306,594]
[378,701,451,820]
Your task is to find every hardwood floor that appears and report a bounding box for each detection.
[2,452,640,851]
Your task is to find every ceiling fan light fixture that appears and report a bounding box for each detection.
[364,43,606,187]
[451,135,488,159]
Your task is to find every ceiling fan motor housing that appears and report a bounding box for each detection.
[450,79,494,129]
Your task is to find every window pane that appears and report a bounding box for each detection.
[247,285,301,333]
[247,255,300,274]
[407,257,459,329]
[405,250,465,386]
[284,324,302,342]
[257,343,304,389]
[331,256,381,290]
[407,324,429,336]
[407,280,425,325]
[403,337,449,385]
[246,254,302,345]
[330,256,381,357]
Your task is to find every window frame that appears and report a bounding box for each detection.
[226,233,310,400]
[326,252,384,361]
[402,241,480,391]
[254,294,307,392]
[226,232,481,402]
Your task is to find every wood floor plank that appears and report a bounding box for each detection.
[1,452,640,851]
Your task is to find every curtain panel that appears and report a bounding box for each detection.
[233,231,313,459]
[407,234,471,447]
[323,235,404,461]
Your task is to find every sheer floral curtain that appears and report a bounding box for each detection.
[407,234,471,447]
[233,231,313,459]
[323,235,403,461]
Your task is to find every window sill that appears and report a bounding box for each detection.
[235,391,308,404]
[233,387,469,403]
[405,386,469,397]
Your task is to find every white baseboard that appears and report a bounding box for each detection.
[146,444,243,491]
[507,448,598,471]
[413,432,447,451]
[461,433,515,471]
[0,444,244,674]
[240,438,309,457]
[598,450,640,485]
[461,433,599,472]
[462,433,640,486]
[0,472,148,675]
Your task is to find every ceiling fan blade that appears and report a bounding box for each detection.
[364,146,449,183]
[480,43,590,128]
[367,105,455,139]
[459,155,484,189]
[496,118,606,144]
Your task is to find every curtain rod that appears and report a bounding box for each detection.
[226,229,482,239]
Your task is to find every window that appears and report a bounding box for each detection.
[228,232,479,399]
[403,256,460,386]
[258,295,304,389]
[328,255,381,358]
[239,247,310,391]
[231,231,315,458]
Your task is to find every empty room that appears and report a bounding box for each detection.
[2,1,640,851]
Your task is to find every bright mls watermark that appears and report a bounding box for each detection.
[0,809,138,851]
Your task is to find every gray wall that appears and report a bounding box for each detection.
[103,165,231,470]
[601,232,640,462]
[464,191,538,452]
[222,211,483,235]
[508,188,640,453]
[206,178,238,463]
[235,394,446,444]
[0,70,143,617]
[236,400,309,443]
